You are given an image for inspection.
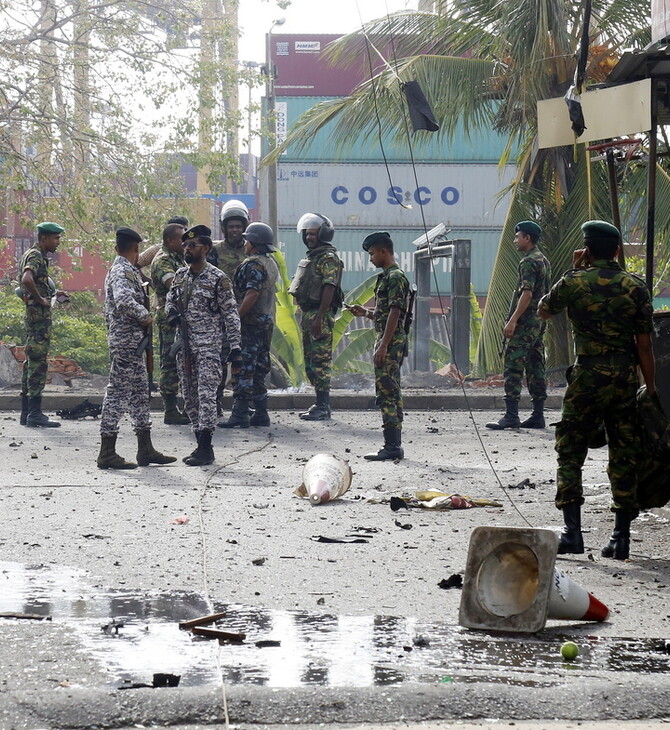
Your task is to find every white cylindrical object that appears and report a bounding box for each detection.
[547,569,609,622]
[301,453,352,505]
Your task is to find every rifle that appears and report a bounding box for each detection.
[400,283,417,366]
[167,284,193,377]
[135,277,154,399]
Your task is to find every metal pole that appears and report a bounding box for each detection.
[413,250,432,372]
[645,79,657,293]
[265,19,284,236]
[451,240,471,375]
[605,148,625,269]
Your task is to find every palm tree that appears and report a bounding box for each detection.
[265,0,656,373]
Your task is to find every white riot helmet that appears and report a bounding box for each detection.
[220,199,250,230]
[297,212,335,246]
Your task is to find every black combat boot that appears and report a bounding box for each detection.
[97,433,138,470]
[520,399,546,428]
[486,399,521,430]
[136,429,177,466]
[163,394,190,425]
[601,511,635,560]
[557,502,584,554]
[249,394,270,427]
[218,398,251,429]
[300,390,331,421]
[26,396,61,428]
[364,426,404,461]
[19,392,29,426]
[184,430,214,466]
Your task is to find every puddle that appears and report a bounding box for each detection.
[1,561,669,688]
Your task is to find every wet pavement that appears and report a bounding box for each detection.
[0,408,669,728]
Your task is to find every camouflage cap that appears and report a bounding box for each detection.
[514,221,542,238]
[581,220,620,241]
[36,222,65,234]
[362,231,391,252]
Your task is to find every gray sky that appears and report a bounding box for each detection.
[238,0,416,65]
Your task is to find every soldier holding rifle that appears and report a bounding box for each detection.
[350,231,411,462]
[97,228,176,470]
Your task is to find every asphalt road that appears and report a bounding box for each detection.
[0,403,668,729]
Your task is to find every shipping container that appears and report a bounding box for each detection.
[276,226,502,296]
[263,162,515,229]
[272,96,515,164]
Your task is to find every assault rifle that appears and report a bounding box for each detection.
[400,284,417,366]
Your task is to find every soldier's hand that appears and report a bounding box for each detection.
[502,320,516,339]
[311,317,323,339]
[373,344,387,368]
[572,248,589,268]
[227,347,243,374]
[349,305,366,318]
[39,296,51,308]
[142,315,153,326]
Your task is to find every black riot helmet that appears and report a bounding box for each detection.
[297,212,334,246]
[244,222,277,252]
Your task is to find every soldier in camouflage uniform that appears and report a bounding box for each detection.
[289,213,343,421]
[210,201,249,416]
[166,225,242,466]
[150,222,190,425]
[220,222,279,429]
[19,222,66,428]
[487,221,551,430]
[538,220,656,560]
[351,232,409,461]
[97,228,176,470]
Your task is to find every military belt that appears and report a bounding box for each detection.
[575,353,636,366]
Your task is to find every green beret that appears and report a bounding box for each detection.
[514,221,542,238]
[36,222,65,234]
[581,220,620,240]
[362,231,391,252]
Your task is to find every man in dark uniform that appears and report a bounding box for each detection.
[19,221,67,428]
[538,220,656,560]
[350,232,409,461]
[289,212,343,421]
[97,228,176,469]
[220,222,279,429]
[487,221,551,430]
[213,200,249,419]
[150,222,189,424]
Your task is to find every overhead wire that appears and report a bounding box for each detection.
[365,0,535,526]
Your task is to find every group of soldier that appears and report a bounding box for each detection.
[17,213,658,560]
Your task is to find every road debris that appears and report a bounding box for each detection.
[178,612,227,630]
[294,453,353,505]
[438,574,463,589]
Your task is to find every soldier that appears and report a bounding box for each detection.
[150,222,190,425]
[289,213,343,421]
[220,222,279,429]
[213,200,249,418]
[487,221,551,430]
[137,215,189,270]
[538,220,656,560]
[19,221,67,428]
[166,225,242,466]
[350,232,409,461]
[97,228,176,470]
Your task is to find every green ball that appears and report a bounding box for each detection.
[561,641,580,661]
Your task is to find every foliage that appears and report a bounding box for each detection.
[264,0,656,373]
[0,0,243,247]
[0,287,109,374]
[270,248,305,387]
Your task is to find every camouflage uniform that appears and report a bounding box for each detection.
[232,253,279,403]
[100,256,152,435]
[291,246,344,391]
[538,260,654,511]
[20,245,54,397]
[373,263,409,430]
[165,263,241,433]
[504,247,551,401]
[149,245,184,398]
